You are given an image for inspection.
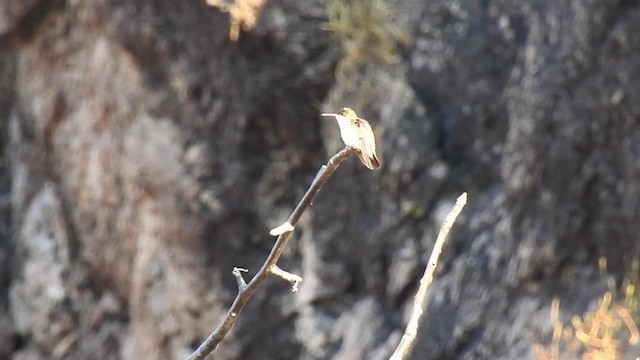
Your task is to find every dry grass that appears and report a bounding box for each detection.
[534,258,640,360]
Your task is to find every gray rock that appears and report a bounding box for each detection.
[1,0,639,359]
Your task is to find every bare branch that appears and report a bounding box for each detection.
[186,146,357,360]
[389,192,468,360]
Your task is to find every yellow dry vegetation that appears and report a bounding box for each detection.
[206,0,268,41]
[535,258,640,360]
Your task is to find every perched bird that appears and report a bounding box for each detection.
[321,107,381,170]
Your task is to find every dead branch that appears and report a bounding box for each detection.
[186,146,357,360]
[389,192,468,360]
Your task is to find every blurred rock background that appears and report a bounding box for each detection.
[0,0,639,359]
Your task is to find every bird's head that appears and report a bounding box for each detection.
[337,107,358,120]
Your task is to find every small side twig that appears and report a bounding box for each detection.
[269,265,303,292]
[186,146,357,360]
[389,192,468,360]
[231,267,248,290]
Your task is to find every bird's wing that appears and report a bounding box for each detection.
[357,119,381,170]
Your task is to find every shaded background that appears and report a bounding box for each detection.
[1,0,639,359]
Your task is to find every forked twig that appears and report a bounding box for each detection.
[389,192,468,360]
[186,146,357,360]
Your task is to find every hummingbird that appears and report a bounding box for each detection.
[321,107,381,170]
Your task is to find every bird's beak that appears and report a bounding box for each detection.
[321,113,338,117]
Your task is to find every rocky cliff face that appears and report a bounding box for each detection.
[1,0,639,359]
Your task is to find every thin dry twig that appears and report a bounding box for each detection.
[389,192,468,360]
[186,146,357,360]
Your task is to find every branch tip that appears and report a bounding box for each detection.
[389,191,468,360]
[232,267,249,290]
